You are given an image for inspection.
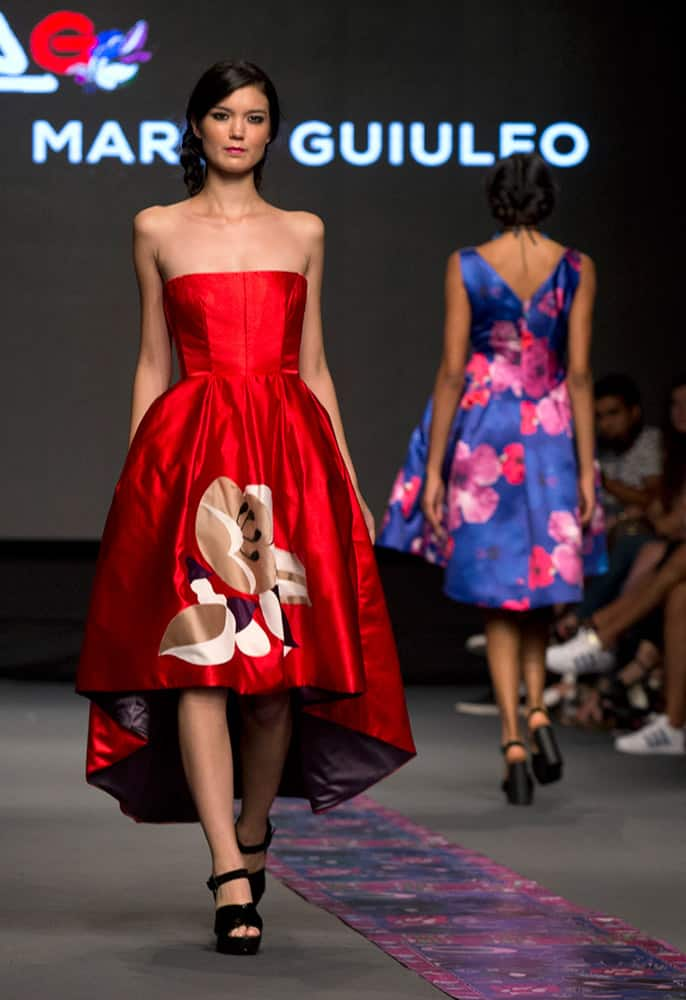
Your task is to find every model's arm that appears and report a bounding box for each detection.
[422,252,471,535]
[298,214,375,540]
[567,254,596,526]
[129,209,172,446]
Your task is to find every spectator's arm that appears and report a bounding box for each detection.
[650,498,686,539]
[601,473,661,510]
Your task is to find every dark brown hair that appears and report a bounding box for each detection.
[180,60,281,196]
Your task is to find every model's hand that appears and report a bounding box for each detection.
[357,495,376,543]
[422,469,446,537]
[578,470,596,528]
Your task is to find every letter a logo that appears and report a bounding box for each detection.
[0,12,58,92]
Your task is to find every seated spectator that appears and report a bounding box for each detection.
[595,373,661,533]
[551,374,661,647]
[546,376,686,753]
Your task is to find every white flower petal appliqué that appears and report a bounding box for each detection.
[260,590,284,639]
[235,618,271,656]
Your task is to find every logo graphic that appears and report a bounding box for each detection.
[0,11,151,93]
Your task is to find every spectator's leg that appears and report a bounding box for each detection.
[619,539,668,594]
[592,544,686,647]
[578,533,654,619]
[664,581,686,729]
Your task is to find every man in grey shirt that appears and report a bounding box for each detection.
[595,373,661,529]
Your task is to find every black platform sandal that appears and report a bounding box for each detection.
[235,820,274,905]
[501,740,534,805]
[528,706,563,784]
[206,868,263,956]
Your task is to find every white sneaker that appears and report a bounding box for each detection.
[545,627,616,676]
[615,715,685,755]
[465,633,487,655]
[542,678,576,709]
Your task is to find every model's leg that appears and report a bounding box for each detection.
[593,544,686,647]
[485,611,525,763]
[178,688,258,939]
[521,609,553,729]
[664,581,686,728]
[237,692,292,872]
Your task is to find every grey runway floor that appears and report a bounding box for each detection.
[1,682,684,1000]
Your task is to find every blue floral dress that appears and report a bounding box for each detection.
[378,247,607,610]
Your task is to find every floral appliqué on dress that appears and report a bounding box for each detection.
[159,477,310,665]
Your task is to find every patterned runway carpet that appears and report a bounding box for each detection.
[269,796,686,999]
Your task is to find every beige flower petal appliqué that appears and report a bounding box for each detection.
[275,548,311,605]
[159,602,237,665]
[196,477,276,594]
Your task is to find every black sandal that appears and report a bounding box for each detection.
[206,868,263,956]
[528,706,563,784]
[501,740,533,805]
[235,819,274,905]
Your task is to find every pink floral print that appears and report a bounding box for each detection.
[501,443,525,485]
[552,543,583,584]
[537,287,565,318]
[448,442,501,528]
[389,471,422,517]
[503,597,531,611]
[490,321,521,362]
[522,336,556,398]
[528,546,555,589]
[490,354,523,396]
[537,382,572,436]
[548,510,581,546]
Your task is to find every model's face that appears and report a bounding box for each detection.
[193,84,270,177]
[595,395,639,445]
[670,385,686,434]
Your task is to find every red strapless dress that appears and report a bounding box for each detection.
[76,270,415,821]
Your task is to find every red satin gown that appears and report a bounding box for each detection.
[76,270,416,822]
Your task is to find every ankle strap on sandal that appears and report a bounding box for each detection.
[206,867,249,897]
[236,820,274,855]
[527,706,550,721]
[501,740,526,754]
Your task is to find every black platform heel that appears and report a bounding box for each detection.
[235,819,274,905]
[501,740,534,805]
[528,706,563,784]
[206,868,263,956]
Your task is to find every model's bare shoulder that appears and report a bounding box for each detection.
[575,251,596,283]
[133,202,187,237]
[133,204,167,238]
[285,210,325,242]
[446,249,464,280]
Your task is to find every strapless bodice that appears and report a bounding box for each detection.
[163,270,307,377]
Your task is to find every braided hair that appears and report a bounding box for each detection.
[180,60,281,197]
[485,153,557,230]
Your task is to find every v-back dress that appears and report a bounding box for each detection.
[378,248,607,609]
[76,270,415,821]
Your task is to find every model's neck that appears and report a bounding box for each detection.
[198,170,264,220]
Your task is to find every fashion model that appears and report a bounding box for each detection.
[379,153,605,804]
[77,61,415,955]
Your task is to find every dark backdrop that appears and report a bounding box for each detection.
[1,1,676,539]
